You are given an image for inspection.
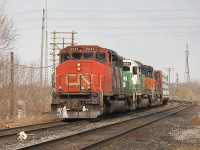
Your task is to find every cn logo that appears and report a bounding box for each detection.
[66,74,91,86]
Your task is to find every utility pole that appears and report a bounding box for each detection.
[45,0,48,85]
[176,72,179,92]
[72,30,75,46]
[164,67,174,91]
[10,51,14,120]
[40,9,45,85]
[184,43,190,84]
[52,30,56,87]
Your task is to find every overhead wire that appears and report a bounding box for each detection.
[48,17,200,21]
[16,64,54,69]
[1,64,54,70]
[48,25,200,29]
[15,18,41,23]
[49,9,200,13]
[9,9,42,16]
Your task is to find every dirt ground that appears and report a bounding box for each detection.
[100,100,200,150]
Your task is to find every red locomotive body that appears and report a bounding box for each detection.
[52,45,128,118]
[56,46,113,94]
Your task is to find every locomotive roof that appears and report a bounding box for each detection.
[135,60,144,68]
[107,49,123,60]
[62,45,123,60]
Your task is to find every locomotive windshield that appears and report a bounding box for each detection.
[84,52,94,60]
[96,52,106,63]
[123,66,130,71]
[72,52,82,60]
[60,53,70,63]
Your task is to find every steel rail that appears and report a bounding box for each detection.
[0,119,63,137]
[0,119,86,139]
[81,101,195,150]
[0,102,174,139]
[17,101,190,150]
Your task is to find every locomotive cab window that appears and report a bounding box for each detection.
[60,53,70,63]
[84,52,94,60]
[133,66,137,74]
[96,52,106,63]
[72,52,82,60]
[123,66,130,71]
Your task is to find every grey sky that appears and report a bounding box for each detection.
[6,0,200,82]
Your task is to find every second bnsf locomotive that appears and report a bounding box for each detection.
[51,45,169,119]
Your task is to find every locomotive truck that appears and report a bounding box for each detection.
[51,45,169,119]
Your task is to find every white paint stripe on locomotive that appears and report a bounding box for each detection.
[66,74,92,86]
[81,76,90,85]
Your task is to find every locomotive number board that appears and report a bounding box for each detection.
[68,47,80,51]
[85,47,97,51]
[123,62,131,66]
[67,47,98,51]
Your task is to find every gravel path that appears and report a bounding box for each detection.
[99,100,200,150]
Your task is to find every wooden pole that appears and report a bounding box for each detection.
[10,51,14,119]
[40,9,45,85]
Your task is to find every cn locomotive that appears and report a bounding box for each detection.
[51,45,169,119]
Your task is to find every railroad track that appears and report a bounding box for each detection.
[0,101,175,140]
[16,101,193,150]
[0,119,66,138]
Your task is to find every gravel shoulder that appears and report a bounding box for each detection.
[100,100,200,150]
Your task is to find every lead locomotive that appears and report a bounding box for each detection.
[51,45,169,119]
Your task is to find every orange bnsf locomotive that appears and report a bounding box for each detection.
[51,45,169,119]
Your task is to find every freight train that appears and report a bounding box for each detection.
[51,45,169,119]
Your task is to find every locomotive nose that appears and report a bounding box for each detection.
[64,62,93,93]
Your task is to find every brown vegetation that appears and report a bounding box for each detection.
[0,0,17,53]
[170,81,200,101]
[0,53,52,127]
[192,116,200,126]
[0,1,51,126]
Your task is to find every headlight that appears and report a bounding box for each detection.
[77,63,81,67]
[81,86,85,90]
[59,85,62,90]
[87,85,90,89]
[77,67,81,71]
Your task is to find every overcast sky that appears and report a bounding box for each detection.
[5,0,200,83]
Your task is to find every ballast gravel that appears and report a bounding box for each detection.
[100,100,200,150]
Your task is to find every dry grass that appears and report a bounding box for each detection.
[175,145,200,150]
[0,114,53,128]
[192,116,200,126]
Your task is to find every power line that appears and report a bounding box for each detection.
[15,18,41,23]
[0,64,54,70]
[49,9,200,13]
[16,64,54,69]
[48,17,200,21]
[20,31,200,40]
[9,9,41,16]
[48,25,200,30]
[19,26,40,30]
[78,31,200,36]
[16,25,200,32]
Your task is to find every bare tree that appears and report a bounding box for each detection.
[0,0,17,53]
